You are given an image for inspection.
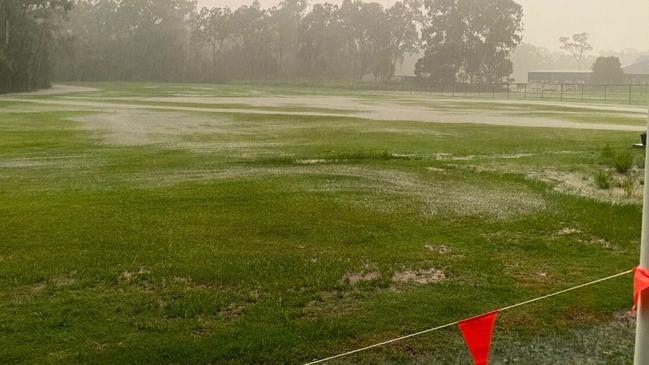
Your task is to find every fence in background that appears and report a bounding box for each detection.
[346,82,649,106]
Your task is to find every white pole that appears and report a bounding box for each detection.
[634,104,649,364]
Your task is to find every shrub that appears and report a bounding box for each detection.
[595,171,611,190]
[612,150,634,173]
[622,175,638,197]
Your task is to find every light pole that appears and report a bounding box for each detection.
[634,103,649,364]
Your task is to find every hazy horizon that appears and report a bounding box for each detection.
[199,0,649,55]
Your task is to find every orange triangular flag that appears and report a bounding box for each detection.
[634,267,649,312]
[458,311,498,365]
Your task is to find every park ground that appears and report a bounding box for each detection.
[0,82,647,364]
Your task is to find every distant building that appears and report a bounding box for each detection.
[623,56,649,84]
[528,56,649,85]
[527,70,592,84]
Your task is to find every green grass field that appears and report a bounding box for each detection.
[0,82,647,364]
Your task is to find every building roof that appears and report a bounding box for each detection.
[623,59,649,75]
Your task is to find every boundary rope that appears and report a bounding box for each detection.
[304,269,634,365]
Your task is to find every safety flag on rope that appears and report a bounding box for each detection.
[634,266,649,312]
[458,311,498,365]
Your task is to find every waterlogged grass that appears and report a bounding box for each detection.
[64,98,360,115]
[61,81,395,99]
[0,83,644,364]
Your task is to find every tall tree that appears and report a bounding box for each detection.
[338,0,384,80]
[297,3,345,79]
[591,56,625,84]
[372,0,422,80]
[269,0,307,78]
[193,6,232,81]
[230,1,276,79]
[49,0,427,85]
[57,0,196,82]
[415,0,523,85]
[0,0,73,93]
[560,32,593,70]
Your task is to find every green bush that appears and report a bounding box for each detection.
[595,171,611,190]
[613,150,634,173]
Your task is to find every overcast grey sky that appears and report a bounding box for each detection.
[199,0,649,52]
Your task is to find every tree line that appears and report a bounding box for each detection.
[0,1,73,93]
[1,0,525,93]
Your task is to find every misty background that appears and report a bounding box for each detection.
[2,0,648,93]
[204,0,649,52]
[201,0,649,82]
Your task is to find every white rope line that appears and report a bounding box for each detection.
[499,269,633,312]
[304,269,634,365]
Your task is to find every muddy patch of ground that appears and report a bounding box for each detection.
[424,244,451,254]
[120,267,151,282]
[556,227,581,236]
[340,271,381,285]
[392,268,446,285]
[52,275,77,287]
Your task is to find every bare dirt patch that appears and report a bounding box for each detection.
[120,267,151,282]
[528,168,642,204]
[556,227,581,236]
[392,268,446,284]
[340,271,381,285]
[424,244,450,254]
[52,275,76,287]
[30,283,46,294]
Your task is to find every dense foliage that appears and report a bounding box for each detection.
[415,0,523,85]
[591,56,625,84]
[1,0,527,92]
[55,0,423,83]
[0,0,72,93]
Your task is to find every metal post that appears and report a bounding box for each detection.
[541,83,544,100]
[560,84,564,102]
[634,103,649,364]
[604,85,608,104]
[630,85,633,105]
[524,83,527,99]
[507,83,510,99]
